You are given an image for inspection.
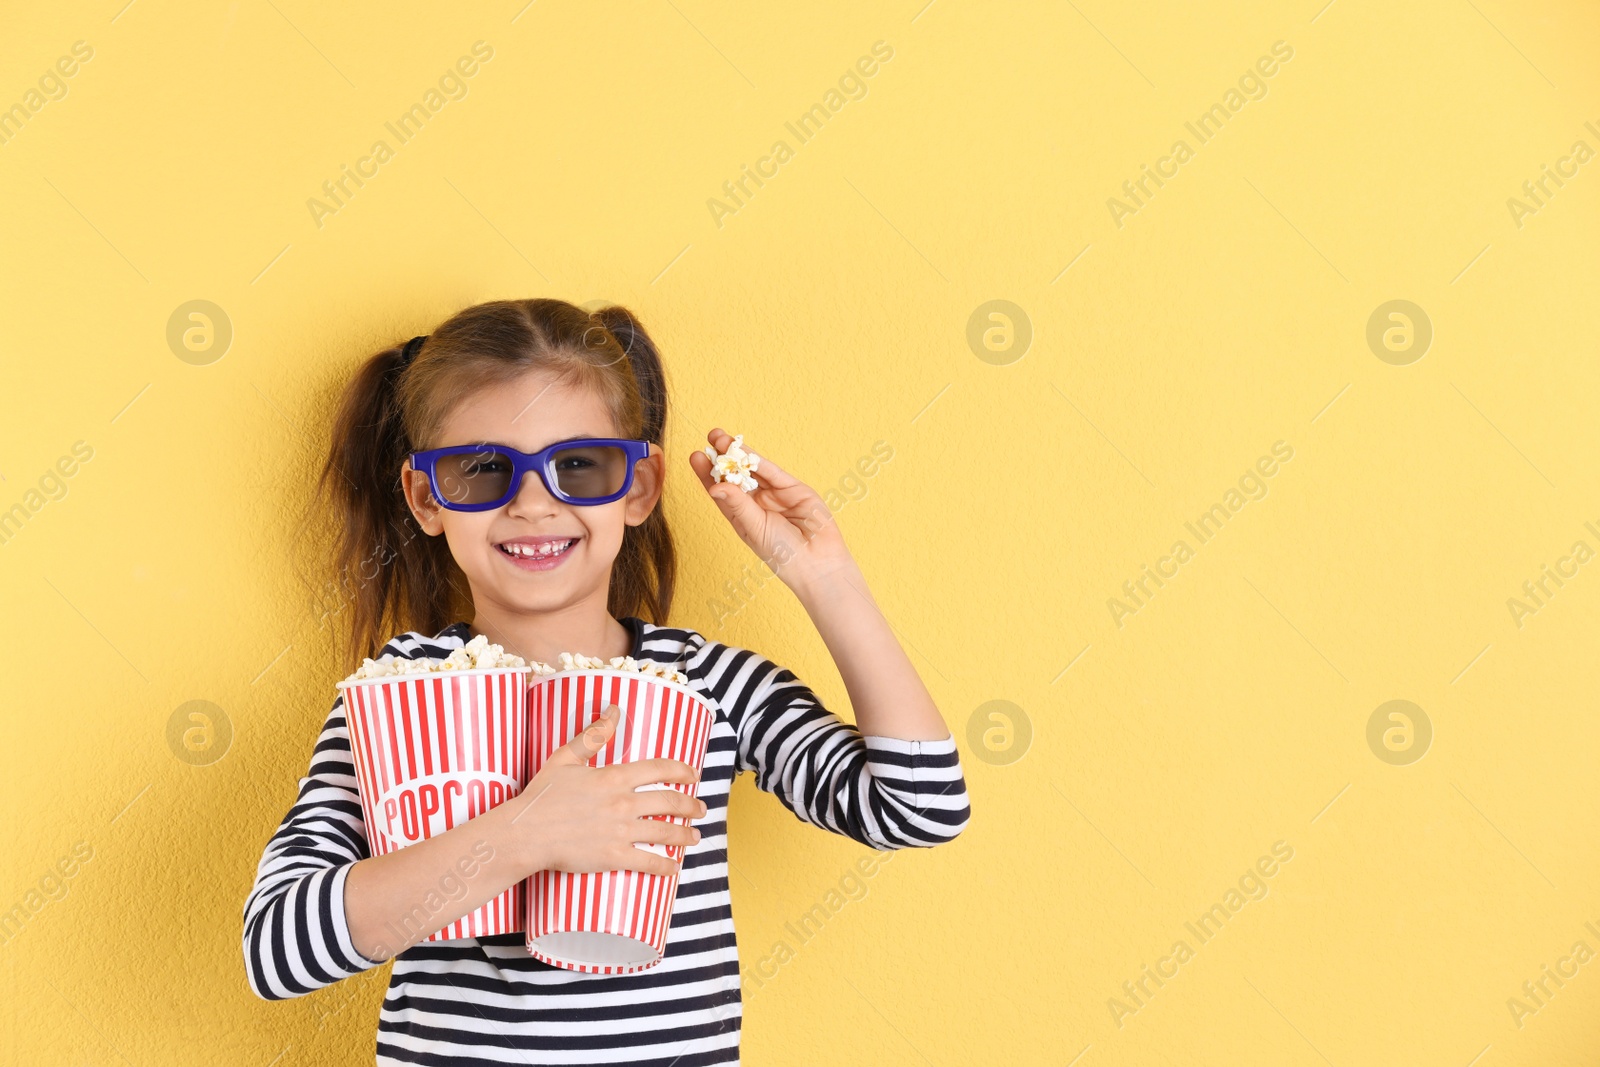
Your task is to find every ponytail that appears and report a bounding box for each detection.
[317,337,468,668]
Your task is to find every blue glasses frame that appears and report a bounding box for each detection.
[408,438,652,512]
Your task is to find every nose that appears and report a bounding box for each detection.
[502,464,561,519]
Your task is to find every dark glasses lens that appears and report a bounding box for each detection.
[550,444,630,500]
[433,447,517,507]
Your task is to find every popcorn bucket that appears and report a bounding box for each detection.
[525,671,715,973]
[336,667,532,940]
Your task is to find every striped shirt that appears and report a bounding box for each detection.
[243,617,971,1064]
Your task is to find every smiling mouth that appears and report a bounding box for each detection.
[497,537,578,560]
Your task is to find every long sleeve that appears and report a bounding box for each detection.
[241,695,383,1000]
[695,641,971,850]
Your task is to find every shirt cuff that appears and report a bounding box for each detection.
[862,732,962,779]
[862,731,958,755]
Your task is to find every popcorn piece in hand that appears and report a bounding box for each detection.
[703,433,761,493]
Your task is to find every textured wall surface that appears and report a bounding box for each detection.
[2,2,1599,1064]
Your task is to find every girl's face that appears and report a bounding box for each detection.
[399,368,663,618]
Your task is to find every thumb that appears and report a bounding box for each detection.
[547,705,619,767]
[709,482,763,544]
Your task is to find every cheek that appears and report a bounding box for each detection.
[582,507,629,561]
[439,514,498,567]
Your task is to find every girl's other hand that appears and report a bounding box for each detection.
[690,427,855,593]
[507,705,706,878]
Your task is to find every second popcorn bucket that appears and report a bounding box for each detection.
[336,665,532,941]
[525,669,715,973]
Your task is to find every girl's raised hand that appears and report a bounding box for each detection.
[690,427,855,593]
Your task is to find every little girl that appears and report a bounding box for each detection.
[242,298,971,1065]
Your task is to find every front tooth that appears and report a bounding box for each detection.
[506,540,569,557]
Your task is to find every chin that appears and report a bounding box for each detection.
[503,575,596,609]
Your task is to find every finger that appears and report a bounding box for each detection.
[610,758,701,789]
[741,449,799,492]
[630,787,706,821]
[688,447,714,487]
[777,493,839,545]
[544,705,619,767]
[608,844,681,878]
[706,479,766,543]
[630,818,702,848]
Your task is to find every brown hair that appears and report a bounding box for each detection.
[316,298,675,668]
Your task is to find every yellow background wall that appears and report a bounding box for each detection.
[2,1,1598,1064]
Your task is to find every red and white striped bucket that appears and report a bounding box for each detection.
[336,667,532,941]
[525,670,715,973]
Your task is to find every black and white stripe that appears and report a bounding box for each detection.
[243,618,970,1064]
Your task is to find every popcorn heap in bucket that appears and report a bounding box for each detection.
[346,635,526,679]
[344,634,686,685]
[543,652,687,684]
